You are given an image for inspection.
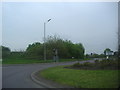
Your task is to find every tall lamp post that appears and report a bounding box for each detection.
[44,19,51,61]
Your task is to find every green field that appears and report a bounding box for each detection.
[40,66,119,88]
[2,58,78,64]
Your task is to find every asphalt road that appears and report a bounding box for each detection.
[2,60,95,88]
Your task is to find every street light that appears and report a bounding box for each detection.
[44,19,51,61]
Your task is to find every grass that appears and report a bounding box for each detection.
[0,61,1,64]
[2,58,51,64]
[0,59,2,64]
[2,58,78,64]
[40,66,119,88]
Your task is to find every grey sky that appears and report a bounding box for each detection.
[2,2,118,54]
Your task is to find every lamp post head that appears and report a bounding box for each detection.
[47,19,51,22]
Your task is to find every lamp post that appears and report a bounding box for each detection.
[44,19,51,61]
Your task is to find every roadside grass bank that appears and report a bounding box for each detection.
[0,59,2,64]
[0,61,1,64]
[40,66,119,88]
[2,58,79,64]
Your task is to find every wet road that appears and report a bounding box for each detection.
[2,60,95,88]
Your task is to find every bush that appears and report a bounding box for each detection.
[72,62,93,68]
[95,60,99,64]
[72,62,83,67]
[83,62,93,67]
[100,60,108,64]
[71,59,119,70]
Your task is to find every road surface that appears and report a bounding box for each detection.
[2,60,95,88]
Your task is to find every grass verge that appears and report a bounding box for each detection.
[2,58,78,64]
[40,66,119,88]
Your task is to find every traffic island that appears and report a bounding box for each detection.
[31,69,73,88]
[38,65,119,88]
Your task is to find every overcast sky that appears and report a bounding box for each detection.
[2,2,118,54]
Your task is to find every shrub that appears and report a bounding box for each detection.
[72,62,83,67]
[95,60,99,64]
[83,62,93,67]
[100,60,108,64]
[72,62,94,68]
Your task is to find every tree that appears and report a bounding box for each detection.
[25,35,85,60]
[46,36,85,59]
[25,42,43,59]
[46,35,70,59]
[0,46,11,59]
[104,48,111,56]
[104,48,113,60]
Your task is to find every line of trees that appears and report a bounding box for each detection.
[1,35,118,60]
[25,35,85,60]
